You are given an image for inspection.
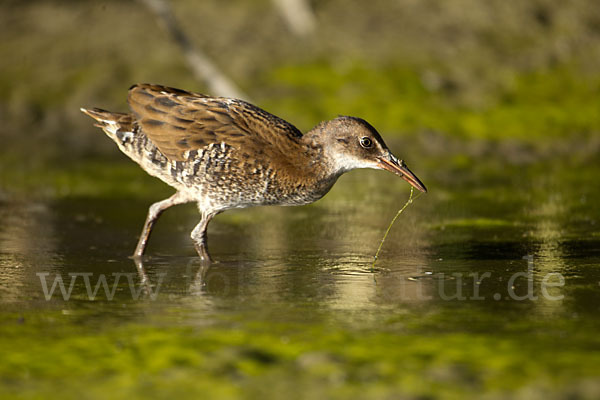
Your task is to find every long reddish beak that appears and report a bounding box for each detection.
[377,153,427,193]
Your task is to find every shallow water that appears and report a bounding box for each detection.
[1,149,600,398]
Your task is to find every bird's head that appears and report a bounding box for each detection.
[307,116,427,192]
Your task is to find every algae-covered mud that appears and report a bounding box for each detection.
[1,146,599,399]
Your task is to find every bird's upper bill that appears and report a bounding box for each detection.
[377,153,427,193]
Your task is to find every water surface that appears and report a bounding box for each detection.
[1,146,599,399]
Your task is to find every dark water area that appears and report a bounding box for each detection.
[1,145,600,398]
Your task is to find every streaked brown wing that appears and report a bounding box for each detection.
[128,84,303,161]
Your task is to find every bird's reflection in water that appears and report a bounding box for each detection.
[132,256,211,299]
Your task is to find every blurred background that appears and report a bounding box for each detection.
[2,0,599,172]
[1,1,600,399]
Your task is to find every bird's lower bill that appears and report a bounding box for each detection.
[377,158,427,193]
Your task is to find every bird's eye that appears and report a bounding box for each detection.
[359,137,372,148]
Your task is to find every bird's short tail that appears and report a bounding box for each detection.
[80,107,136,144]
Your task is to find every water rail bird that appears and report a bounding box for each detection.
[81,84,427,261]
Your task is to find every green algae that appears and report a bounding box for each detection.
[2,309,600,400]
[263,62,600,141]
[433,218,518,229]
[372,186,419,269]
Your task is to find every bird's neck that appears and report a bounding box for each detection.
[299,131,339,175]
[302,129,353,177]
[283,132,345,200]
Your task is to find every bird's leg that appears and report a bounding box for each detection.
[133,192,190,257]
[132,256,151,297]
[190,211,217,262]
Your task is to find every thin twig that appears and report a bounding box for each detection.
[272,0,316,36]
[139,0,248,99]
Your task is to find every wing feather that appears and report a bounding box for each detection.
[128,84,303,161]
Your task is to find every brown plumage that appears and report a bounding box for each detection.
[81,84,426,261]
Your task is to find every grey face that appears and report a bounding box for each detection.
[323,116,427,192]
